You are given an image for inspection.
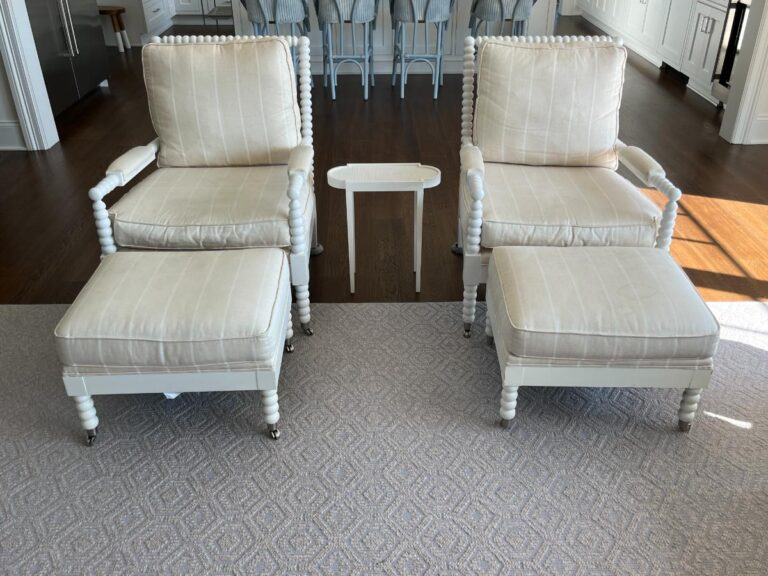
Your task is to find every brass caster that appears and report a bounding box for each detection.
[451,242,464,256]
[310,243,325,256]
[301,323,314,336]
[86,429,98,446]
[463,323,471,338]
[678,420,692,433]
[268,424,281,440]
[500,419,513,429]
[284,340,295,354]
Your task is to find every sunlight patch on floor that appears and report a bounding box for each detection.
[703,411,753,429]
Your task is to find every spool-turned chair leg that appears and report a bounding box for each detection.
[285,309,295,353]
[295,284,313,335]
[485,314,493,343]
[260,389,280,439]
[678,388,703,432]
[74,395,99,446]
[499,384,518,428]
[462,284,478,337]
[500,382,518,429]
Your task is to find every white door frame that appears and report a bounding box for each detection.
[0,0,59,150]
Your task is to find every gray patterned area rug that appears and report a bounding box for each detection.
[1,302,767,575]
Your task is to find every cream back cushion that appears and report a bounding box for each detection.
[473,39,627,169]
[143,38,301,167]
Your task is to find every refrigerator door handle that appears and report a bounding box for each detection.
[56,0,77,57]
[62,0,80,55]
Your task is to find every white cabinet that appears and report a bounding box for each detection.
[657,0,694,68]
[174,0,200,15]
[681,2,726,96]
[626,0,664,50]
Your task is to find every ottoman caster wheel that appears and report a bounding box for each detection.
[500,418,513,429]
[301,323,314,336]
[451,242,463,256]
[85,429,98,446]
[678,420,692,433]
[284,341,295,354]
[463,323,471,338]
[268,424,281,440]
[310,243,325,256]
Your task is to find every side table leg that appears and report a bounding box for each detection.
[414,189,424,292]
[346,188,356,294]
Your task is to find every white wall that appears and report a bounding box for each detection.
[559,0,581,17]
[0,58,24,150]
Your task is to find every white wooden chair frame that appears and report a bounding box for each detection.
[484,294,712,433]
[457,35,684,337]
[64,291,294,445]
[88,35,321,336]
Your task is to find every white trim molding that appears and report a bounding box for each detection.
[720,0,768,144]
[0,0,59,150]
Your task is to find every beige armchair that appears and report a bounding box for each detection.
[88,35,321,335]
[457,35,683,336]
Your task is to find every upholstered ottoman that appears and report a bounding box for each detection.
[485,247,720,431]
[55,249,294,445]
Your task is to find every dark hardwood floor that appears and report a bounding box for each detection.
[0,16,766,304]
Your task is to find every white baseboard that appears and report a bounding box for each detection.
[0,120,25,150]
[746,114,768,144]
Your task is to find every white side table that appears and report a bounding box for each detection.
[327,163,441,294]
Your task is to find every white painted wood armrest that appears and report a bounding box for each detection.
[287,145,313,177]
[617,143,665,188]
[105,138,159,187]
[460,145,485,175]
[617,141,682,251]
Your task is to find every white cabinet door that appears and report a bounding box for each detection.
[657,0,694,68]
[681,2,726,89]
[606,0,629,29]
[626,0,665,49]
[175,0,200,15]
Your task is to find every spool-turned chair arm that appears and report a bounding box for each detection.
[460,145,486,257]
[617,141,682,251]
[88,138,160,256]
[286,144,315,286]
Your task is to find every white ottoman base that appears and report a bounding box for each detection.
[486,302,713,432]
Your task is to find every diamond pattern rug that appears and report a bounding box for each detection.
[0,302,766,575]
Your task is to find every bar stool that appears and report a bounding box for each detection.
[316,0,378,100]
[243,0,311,69]
[469,0,535,37]
[391,0,453,100]
[99,5,131,53]
[243,0,311,36]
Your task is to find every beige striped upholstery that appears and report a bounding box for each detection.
[143,38,301,167]
[487,247,720,364]
[460,163,661,248]
[55,250,291,376]
[474,40,627,169]
[109,166,313,249]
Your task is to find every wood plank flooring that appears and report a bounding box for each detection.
[0,17,766,304]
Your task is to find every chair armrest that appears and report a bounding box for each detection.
[460,144,485,175]
[617,141,682,251]
[287,145,314,177]
[106,138,159,187]
[617,143,665,188]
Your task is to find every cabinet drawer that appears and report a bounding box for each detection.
[144,0,169,30]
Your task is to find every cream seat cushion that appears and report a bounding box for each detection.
[460,163,661,248]
[143,38,301,167]
[474,40,627,169]
[487,247,720,365]
[55,249,291,376]
[109,166,313,250]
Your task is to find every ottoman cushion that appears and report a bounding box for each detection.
[487,247,719,363]
[55,249,290,376]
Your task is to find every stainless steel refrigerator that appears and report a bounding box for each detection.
[25,0,109,116]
